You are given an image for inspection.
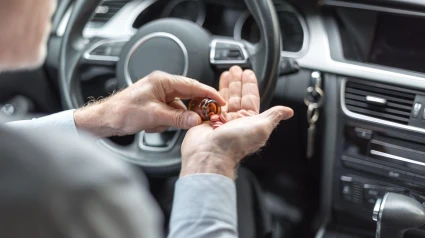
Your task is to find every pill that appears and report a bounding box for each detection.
[219,115,227,123]
[210,114,220,122]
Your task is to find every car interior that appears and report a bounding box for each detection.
[3,0,425,237]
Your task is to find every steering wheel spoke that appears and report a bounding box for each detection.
[137,128,182,152]
[209,37,251,68]
[81,38,129,65]
[94,130,184,176]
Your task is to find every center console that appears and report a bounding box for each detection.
[329,77,425,237]
[306,1,425,235]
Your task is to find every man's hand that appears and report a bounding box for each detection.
[181,66,293,179]
[74,71,226,137]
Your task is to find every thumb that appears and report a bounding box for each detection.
[157,104,202,129]
[259,106,294,127]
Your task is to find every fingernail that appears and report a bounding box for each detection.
[187,115,200,127]
[283,110,294,120]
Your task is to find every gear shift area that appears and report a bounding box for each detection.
[373,192,425,238]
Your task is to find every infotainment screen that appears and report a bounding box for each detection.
[367,13,425,74]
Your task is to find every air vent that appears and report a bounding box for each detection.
[344,80,415,125]
[88,0,129,28]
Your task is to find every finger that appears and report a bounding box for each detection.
[228,66,243,112]
[145,126,169,133]
[241,70,260,114]
[259,106,294,129]
[168,98,187,110]
[219,71,230,102]
[154,71,226,106]
[156,104,202,129]
[238,109,255,117]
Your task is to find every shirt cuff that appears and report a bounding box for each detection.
[6,110,79,138]
[168,173,237,237]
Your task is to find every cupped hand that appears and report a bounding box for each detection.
[181,66,294,179]
[74,71,226,137]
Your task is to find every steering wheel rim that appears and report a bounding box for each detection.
[59,0,281,175]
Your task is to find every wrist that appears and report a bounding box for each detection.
[180,151,238,179]
[74,102,120,138]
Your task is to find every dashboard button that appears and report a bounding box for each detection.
[354,127,373,139]
[413,102,422,118]
[342,185,351,195]
[385,168,414,182]
[363,184,404,207]
[340,176,353,201]
[110,45,124,57]
[227,49,242,58]
[90,45,110,56]
[214,43,244,61]
[364,186,382,200]
[214,49,243,61]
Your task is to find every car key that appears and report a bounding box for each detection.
[306,103,319,159]
[304,71,324,159]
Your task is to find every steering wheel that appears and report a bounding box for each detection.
[59,0,281,175]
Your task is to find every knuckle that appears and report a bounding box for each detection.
[150,70,174,92]
[150,70,164,78]
[148,71,167,82]
[174,75,193,89]
[173,111,186,127]
[189,77,199,87]
[188,78,200,96]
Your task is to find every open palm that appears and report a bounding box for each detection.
[180,66,294,178]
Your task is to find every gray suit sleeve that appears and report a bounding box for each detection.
[168,174,238,238]
[5,109,79,137]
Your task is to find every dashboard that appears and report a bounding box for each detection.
[72,0,308,56]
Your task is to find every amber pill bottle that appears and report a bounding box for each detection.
[188,97,222,121]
